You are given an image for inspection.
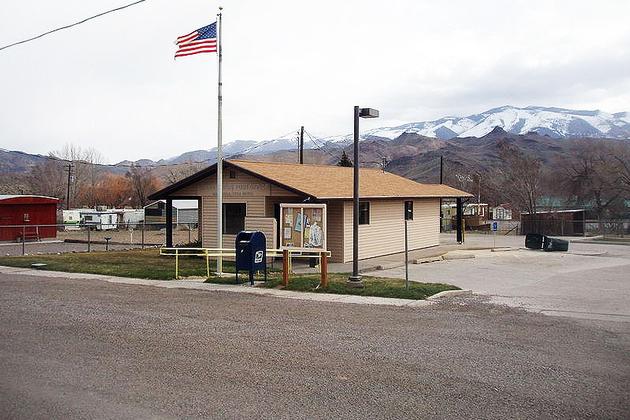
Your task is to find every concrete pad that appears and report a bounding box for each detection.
[443,251,476,260]
[412,256,443,264]
[370,240,630,322]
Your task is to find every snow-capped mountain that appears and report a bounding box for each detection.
[323,106,630,142]
[113,105,629,167]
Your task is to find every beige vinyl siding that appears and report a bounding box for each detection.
[244,217,277,249]
[342,198,439,262]
[325,200,345,262]
[173,168,298,248]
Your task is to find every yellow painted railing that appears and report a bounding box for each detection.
[159,247,331,280]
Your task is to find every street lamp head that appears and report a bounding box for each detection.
[359,108,379,119]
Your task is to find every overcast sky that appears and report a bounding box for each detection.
[1,0,629,163]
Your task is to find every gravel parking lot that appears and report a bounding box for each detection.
[1,272,628,419]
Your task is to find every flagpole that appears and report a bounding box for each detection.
[216,7,223,274]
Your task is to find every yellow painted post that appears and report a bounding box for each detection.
[288,250,292,273]
[205,249,210,278]
[175,249,179,279]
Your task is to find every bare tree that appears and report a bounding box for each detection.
[493,144,545,214]
[126,165,162,207]
[27,159,66,199]
[164,162,205,184]
[611,142,630,195]
[51,143,105,207]
[556,140,623,218]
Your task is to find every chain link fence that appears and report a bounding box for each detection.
[0,222,198,256]
[442,218,629,238]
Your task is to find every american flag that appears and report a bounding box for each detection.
[175,22,217,58]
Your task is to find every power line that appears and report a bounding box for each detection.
[303,130,339,160]
[307,129,393,170]
[225,129,300,159]
[0,0,147,52]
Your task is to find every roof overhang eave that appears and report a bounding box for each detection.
[318,193,474,200]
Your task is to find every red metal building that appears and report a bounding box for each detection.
[0,195,59,242]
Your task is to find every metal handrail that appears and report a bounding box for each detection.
[158,247,331,280]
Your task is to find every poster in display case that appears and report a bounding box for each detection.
[279,203,327,251]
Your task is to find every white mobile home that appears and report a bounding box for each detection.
[80,210,118,230]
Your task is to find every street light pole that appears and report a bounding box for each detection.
[348,106,361,286]
[347,106,379,288]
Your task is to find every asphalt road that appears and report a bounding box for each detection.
[1,273,628,419]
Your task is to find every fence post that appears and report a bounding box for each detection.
[141,222,145,249]
[282,249,289,287]
[87,228,91,252]
[320,251,328,288]
[175,249,179,279]
[22,225,26,256]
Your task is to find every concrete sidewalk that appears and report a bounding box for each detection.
[0,265,464,308]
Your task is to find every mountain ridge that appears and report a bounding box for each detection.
[111,105,628,167]
[2,105,628,171]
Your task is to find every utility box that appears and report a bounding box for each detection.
[235,231,267,285]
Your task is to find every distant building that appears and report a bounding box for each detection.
[144,200,199,228]
[63,207,146,230]
[0,195,59,242]
[490,204,514,220]
[80,209,119,230]
[464,203,488,218]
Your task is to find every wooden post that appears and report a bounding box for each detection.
[282,249,289,287]
[320,251,328,288]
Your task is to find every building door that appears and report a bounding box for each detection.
[274,203,281,245]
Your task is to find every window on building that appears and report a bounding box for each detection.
[404,201,413,220]
[359,201,370,225]
[229,170,236,179]
[223,203,246,234]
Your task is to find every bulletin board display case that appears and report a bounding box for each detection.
[279,203,327,251]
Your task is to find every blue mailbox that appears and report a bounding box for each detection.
[235,231,267,285]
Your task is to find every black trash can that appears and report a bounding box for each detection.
[525,233,544,250]
[543,236,569,252]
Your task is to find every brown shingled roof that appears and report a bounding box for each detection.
[228,160,471,199]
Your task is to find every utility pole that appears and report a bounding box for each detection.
[439,156,443,232]
[65,163,73,210]
[299,126,304,164]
